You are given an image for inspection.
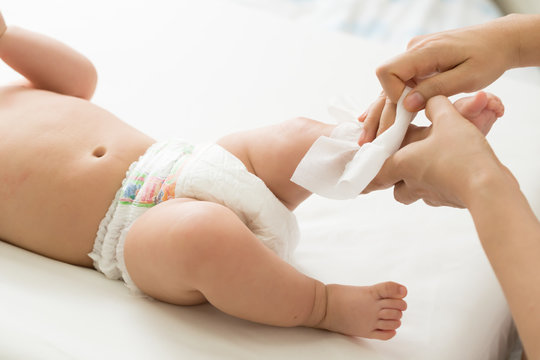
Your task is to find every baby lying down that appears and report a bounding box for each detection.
[0,13,504,340]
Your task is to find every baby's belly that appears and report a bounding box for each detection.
[0,152,141,267]
[0,87,156,266]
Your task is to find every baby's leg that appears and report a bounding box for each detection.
[123,198,407,339]
[217,117,332,210]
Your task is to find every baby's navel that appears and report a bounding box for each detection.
[92,145,107,158]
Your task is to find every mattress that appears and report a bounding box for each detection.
[1,0,539,359]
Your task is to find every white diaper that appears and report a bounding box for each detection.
[89,140,299,294]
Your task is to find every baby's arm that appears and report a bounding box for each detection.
[0,11,97,99]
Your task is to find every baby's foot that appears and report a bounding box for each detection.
[454,91,504,135]
[316,281,407,340]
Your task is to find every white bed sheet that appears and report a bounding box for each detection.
[1,0,539,359]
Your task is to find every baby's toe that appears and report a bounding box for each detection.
[372,281,407,299]
[380,298,408,311]
[379,308,403,320]
[370,330,397,341]
[454,91,488,119]
[486,95,505,118]
[377,319,402,331]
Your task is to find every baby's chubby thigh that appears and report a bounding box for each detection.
[123,197,247,305]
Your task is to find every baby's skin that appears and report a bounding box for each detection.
[0,17,503,339]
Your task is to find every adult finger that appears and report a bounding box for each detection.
[360,93,386,145]
[0,12,6,38]
[376,46,469,105]
[403,62,482,112]
[424,95,464,126]
[375,59,408,105]
[406,33,428,50]
[376,97,397,137]
[362,147,410,194]
[401,124,431,147]
[393,181,420,205]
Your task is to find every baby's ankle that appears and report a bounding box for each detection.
[303,280,330,330]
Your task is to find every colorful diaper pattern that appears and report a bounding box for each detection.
[119,141,194,208]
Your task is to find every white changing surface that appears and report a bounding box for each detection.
[1,1,539,359]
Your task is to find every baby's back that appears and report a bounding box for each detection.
[0,86,155,266]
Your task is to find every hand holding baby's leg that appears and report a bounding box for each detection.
[123,198,406,339]
[364,91,504,193]
[218,91,505,209]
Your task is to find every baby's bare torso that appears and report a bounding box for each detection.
[0,86,155,266]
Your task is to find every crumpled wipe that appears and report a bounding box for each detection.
[291,87,415,199]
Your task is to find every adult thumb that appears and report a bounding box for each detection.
[404,66,474,112]
[424,95,463,126]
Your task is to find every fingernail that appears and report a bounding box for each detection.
[404,91,425,111]
[358,111,367,122]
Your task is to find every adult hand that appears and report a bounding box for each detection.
[376,15,521,112]
[368,99,539,360]
[365,95,509,208]
[357,91,397,145]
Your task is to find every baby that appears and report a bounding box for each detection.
[0,14,504,340]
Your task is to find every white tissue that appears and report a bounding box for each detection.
[291,87,415,199]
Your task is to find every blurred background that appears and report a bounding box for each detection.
[228,0,540,49]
